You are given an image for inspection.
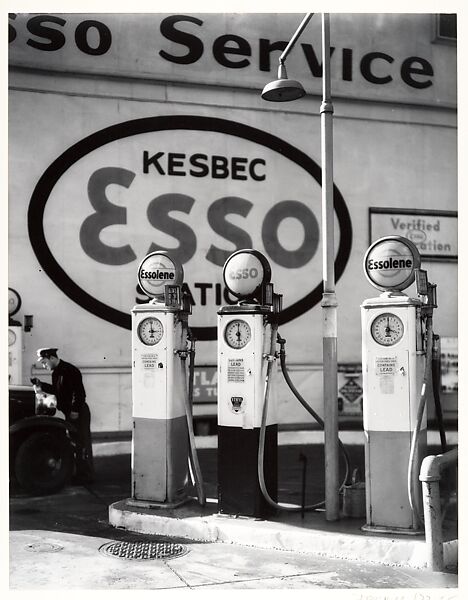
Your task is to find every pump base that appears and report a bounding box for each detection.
[126,496,190,510]
[361,523,424,536]
[218,424,278,519]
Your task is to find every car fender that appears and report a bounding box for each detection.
[9,415,76,437]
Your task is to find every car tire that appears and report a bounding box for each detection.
[14,431,74,494]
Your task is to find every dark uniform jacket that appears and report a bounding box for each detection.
[39,360,86,417]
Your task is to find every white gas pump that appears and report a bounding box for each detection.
[361,236,437,533]
[9,288,23,384]
[217,250,281,518]
[131,251,204,507]
[8,326,23,384]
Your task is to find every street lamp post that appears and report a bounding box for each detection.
[261,13,340,521]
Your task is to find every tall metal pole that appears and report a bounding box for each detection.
[320,13,339,521]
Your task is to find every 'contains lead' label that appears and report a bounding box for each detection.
[227,358,245,382]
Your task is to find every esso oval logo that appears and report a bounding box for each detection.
[223,250,271,298]
[137,251,183,299]
[29,115,352,339]
[364,236,421,291]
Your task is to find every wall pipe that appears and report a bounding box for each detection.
[419,447,458,571]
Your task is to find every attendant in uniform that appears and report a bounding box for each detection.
[31,347,95,484]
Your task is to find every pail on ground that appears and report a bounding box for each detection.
[342,468,366,518]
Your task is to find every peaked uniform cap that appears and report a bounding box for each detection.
[36,348,58,359]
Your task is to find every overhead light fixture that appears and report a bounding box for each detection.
[261,62,306,102]
[261,13,313,103]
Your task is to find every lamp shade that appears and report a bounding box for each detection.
[261,78,306,102]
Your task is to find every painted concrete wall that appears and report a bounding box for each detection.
[9,13,457,431]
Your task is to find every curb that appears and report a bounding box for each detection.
[109,499,458,570]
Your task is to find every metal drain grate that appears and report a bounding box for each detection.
[99,540,189,561]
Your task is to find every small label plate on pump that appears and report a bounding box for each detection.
[227,358,246,382]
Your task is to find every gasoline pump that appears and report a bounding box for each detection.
[131,251,204,507]
[217,249,351,519]
[361,236,438,534]
[8,288,23,384]
[217,250,280,517]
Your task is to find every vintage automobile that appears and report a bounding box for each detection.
[9,384,75,494]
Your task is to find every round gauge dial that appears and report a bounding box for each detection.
[224,319,252,349]
[8,329,17,346]
[138,317,164,346]
[371,313,404,346]
[8,288,21,316]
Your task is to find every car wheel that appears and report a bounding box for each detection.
[14,431,73,494]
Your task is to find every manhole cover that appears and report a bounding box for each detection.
[25,542,64,553]
[99,541,189,561]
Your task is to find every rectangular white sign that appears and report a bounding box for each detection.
[370,209,457,261]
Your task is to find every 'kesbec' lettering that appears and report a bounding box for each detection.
[143,151,266,181]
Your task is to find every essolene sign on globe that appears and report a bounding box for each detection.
[364,236,421,292]
[223,249,271,299]
[137,251,184,300]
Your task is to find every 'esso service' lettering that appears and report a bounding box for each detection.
[228,268,259,280]
[139,269,175,280]
[367,258,413,270]
[9,14,435,90]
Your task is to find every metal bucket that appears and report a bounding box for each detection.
[342,468,366,518]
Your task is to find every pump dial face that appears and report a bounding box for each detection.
[138,317,164,346]
[224,319,252,349]
[371,313,404,346]
[8,329,16,346]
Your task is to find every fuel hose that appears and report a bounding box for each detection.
[257,329,351,512]
[432,334,447,452]
[180,327,206,506]
[407,315,433,526]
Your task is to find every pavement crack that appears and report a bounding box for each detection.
[163,561,192,588]
[169,570,333,588]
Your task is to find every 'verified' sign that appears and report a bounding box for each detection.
[370,208,457,261]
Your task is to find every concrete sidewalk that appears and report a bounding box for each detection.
[10,528,458,590]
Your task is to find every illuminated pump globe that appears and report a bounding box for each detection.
[137,251,184,300]
[223,249,271,299]
[363,236,421,292]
